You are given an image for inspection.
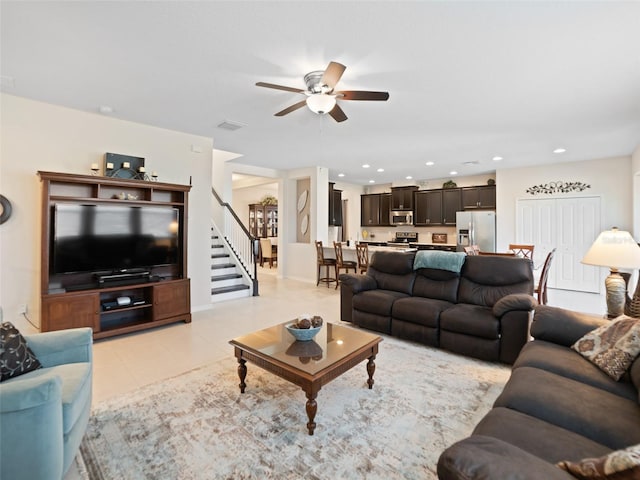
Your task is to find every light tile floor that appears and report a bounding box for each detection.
[65,267,607,478]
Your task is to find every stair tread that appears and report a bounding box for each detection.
[211,253,230,259]
[211,263,236,269]
[211,273,243,281]
[211,284,250,295]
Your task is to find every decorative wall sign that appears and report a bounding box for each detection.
[526,181,591,195]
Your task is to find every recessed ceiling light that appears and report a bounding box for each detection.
[377,168,384,172]
[425,161,434,166]
[99,105,114,114]
[553,148,566,154]
[406,176,413,180]
[338,173,345,177]
[450,171,458,175]
[369,180,375,183]
[362,164,370,168]
[492,156,503,161]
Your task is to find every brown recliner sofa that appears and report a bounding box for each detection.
[339,250,536,364]
[437,305,640,479]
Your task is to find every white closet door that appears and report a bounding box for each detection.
[555,197,600,293]
[516,196,601,293]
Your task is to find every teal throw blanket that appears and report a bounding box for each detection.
[413,250,466,273]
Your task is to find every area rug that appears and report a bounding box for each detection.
[80,334,511,479]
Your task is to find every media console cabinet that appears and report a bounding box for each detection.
[39,171,192,339]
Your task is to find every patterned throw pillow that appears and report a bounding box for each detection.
[557,443,640,479]
[572,315,640,381]
[0,321,42,381]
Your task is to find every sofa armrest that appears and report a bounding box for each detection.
[437,435,575,480]
[338,274,377,294]
[530,305,608,347]
[0,375,65,479]
[493,294,537,318]
[24,327,93,368]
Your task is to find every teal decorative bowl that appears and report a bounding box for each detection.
[285,323,322,342]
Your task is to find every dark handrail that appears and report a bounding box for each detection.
[212,187,259,295]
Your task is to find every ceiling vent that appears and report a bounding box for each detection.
[217,120,246,131]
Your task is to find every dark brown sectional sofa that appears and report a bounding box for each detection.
[437,305,640,479]
[339,250,536,364]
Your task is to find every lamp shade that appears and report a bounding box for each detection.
[306,94,336,114]
[581,228,640,270]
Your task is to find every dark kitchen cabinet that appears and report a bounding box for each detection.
[391,186,418,211]
[361,194,380,226]
[442,188,462,225]
[360,193,392,226]
[414,190,443,226]
[329,182,342,226]
[461,186,495,210]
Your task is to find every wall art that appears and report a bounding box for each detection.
[526,181,590,195]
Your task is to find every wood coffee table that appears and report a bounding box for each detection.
[229,322,382,435]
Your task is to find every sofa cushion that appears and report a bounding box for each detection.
[532,306,609,347]
[631,356,640,402]
[412,268,459,303]
[353,289,409,315]
[367,251,416,294]
[572,315,640,381]
[440,304,499,339]
[494,366,640,450]
[4,362,92,434]
[437,435,576,480]
[392,297,453,328]
[557,443,640,479]
[473,407,612,464]
[1,322,42,381]
[457,255,533,307]
[513,341,638,401]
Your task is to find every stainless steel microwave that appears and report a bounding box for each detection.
[390,210,413,226]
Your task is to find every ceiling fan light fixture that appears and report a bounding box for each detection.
[306,94,336,114]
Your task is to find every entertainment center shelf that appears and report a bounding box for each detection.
[39,171,192,339]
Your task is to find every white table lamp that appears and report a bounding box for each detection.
[581,227,640,318]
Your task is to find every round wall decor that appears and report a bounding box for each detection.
[0,195,12,224]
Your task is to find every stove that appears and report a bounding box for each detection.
[387,231,418,244]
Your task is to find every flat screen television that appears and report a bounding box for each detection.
[51,204,180,275]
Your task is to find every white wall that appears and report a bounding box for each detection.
[496,156,633,252]
[632,145,640,240]
[0,94,213,332]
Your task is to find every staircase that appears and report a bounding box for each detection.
[210,231,253,302]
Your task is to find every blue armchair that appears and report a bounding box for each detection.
[1,327,93,480]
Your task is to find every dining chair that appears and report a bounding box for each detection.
[259,238,276,268]
[509,244,535,261]
[534,248,556,305]
[315,241,337,288]
[464,245,480,256]
[355,242,369,273]
[334,241,357,289]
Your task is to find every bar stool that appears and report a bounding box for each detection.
[334,241,357,289]
[315,241,337,288]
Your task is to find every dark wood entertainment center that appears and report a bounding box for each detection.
[38,171,192,339]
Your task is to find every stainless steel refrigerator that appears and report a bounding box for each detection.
[456,211,496,253]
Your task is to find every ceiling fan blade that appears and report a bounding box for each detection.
[337,90,390,101]
[256,82,305,94]
[274,100,307,117]
[328,104,348,123]
[321,61,346,89]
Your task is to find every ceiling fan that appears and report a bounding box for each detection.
[256,61,389,123]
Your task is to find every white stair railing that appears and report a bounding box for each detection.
[211,187,258,295]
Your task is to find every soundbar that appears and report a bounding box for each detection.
[95,270,150,285]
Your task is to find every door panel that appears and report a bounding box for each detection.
[516,196,600,293]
